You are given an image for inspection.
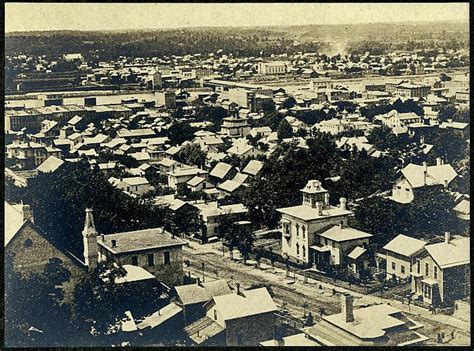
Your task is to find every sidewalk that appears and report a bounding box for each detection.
[184,241,470,332]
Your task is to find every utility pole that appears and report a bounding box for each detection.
[202,262,205,282]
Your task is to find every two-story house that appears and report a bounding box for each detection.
[276,180,354,266]
[411,233,469,307]
[382,234,427,280]
[185,286,277,346]
[391,159,458,204]
[79,209,187,287]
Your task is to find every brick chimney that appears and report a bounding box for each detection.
[341,294,354,323]
[82,208,98,270]
[444,232,451,245]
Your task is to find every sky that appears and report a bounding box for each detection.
[5,3,470,33]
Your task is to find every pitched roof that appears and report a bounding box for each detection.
[320,225,372,242]
[209,162,233,179]
[187,176,206,187]
[242,159,264,176]
[211,287,277,321]
[136,302,183,330]
[185,316,225,344]
[425,237,469,268]
[121,176,149,186]
[37,156,64,173]
[348,246,367,260]
[114,264,156,284]
[5,202,26,246]
[175,279,232,305]
[383,234,426,257]
[401,163,458,188]
[454,199,470,215]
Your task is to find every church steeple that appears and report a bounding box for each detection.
[82,208,98,270]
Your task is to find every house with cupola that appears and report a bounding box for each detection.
[277,180,367,267]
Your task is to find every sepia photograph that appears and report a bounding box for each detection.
[4,2,471,347]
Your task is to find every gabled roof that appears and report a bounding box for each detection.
[400,163,458,188]
[175,279,232,305]
[211,287,277,321]
[37,156,64,173]
[383,234,426,258]
[425,237,469,269]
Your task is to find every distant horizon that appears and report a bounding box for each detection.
[5,3,469,33]
[5,18,470,35]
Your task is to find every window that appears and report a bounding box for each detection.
[434,266,438,279]
[147,253,155,267]
[296,223,299,237]
[302,226,306,239]
[131,256,138,266]
[296,243,300,255]
[392,262,396,270]
[214,309,217,320]
[163,251,171,265]
[417,260,421,274]
[401,266,405,274]
[425,263,429,276]
[302,245,306,258]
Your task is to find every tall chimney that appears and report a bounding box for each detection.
[111,239,117,248]
[236,282,241,295]
[444,179,449,188]
[420,135,425,144]
[339,197,347,211]
[436,157,442,166]
[341,294,354,323]
[444,232,451,245]
[82,208,98,270]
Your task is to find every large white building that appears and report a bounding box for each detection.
[257,61,287,75]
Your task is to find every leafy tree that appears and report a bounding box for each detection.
[281,96,297,109]
[5,255,78,347]
[437,103,458,123]
[175,143,207,168]
[277,120,293,140]
[168,122,196,145]
[17,161,167,258]
[260,100,276,115]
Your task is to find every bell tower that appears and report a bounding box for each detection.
[82,208,98,270]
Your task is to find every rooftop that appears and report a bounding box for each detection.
[320,225,372,242]
[425,236,469,269]
[98,228,186,254]
[174,279,232,305]
[383,234,426,258]
[211,287,277,321]
[277,204,353,222]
